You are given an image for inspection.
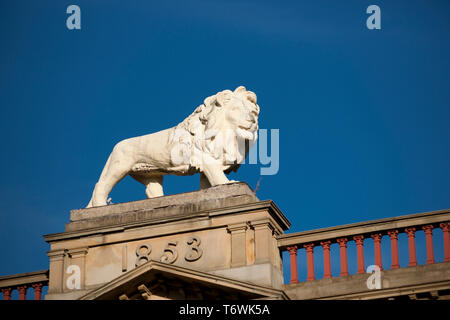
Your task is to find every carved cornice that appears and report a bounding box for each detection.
[45,200,290,243]
[78,260,289,300]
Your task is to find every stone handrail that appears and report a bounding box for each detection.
[0,270,49,300]
[277,209,450,283]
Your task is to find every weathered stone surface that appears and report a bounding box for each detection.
[67,182,258,232]
[76,260,288,300]
[44,183,290,299]
[72,182,257,221]
[211,263,283,289]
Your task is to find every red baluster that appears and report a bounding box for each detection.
[287,246,298,284]
[353,235,365,274]
[320,241,332,279]
[371,233,383,270]
[17,286,27,300]
[422,225,435,264]
[32,283,43,300]
[303,243,315,281]
[2,288,12,300]
[405,227,417,267]
[336,238,349,276]
[387,230,400,269]
[440,223,450,262]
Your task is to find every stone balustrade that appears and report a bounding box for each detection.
[0,270,48,300]
[277,209,450,284]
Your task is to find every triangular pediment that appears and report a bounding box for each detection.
[79,260,288,300]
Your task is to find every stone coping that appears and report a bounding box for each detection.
[71,182,258,222]
[44,200,291,243]
[0,270,49,288]
[278,208,450,249]
[65,194,255,232]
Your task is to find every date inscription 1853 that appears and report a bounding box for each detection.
[135,235,203,267]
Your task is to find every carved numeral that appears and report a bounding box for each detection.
[161,241,178,264]
[185,236,203,261]
[135,244,152,267]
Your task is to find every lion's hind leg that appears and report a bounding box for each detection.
[89,149,135,207]
[145,176,164,198]
[87,154,112,208]
[131,174,164,198]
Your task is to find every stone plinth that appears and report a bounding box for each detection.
[44,182,290,300]
[66,182,259,232]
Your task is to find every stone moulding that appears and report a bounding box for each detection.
[43,183,290,243]
[44,199,290,243]
[72,182,258,221]
[43,182,290,298]
[78,260,289,300]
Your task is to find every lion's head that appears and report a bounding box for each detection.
[170,86,260,172]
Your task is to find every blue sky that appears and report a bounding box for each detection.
[1,0,449,287]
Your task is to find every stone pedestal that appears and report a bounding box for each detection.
[44,182,290,300]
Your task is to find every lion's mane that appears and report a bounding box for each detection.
[169,86,260,172]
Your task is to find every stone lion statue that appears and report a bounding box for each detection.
[87,86,260,207]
